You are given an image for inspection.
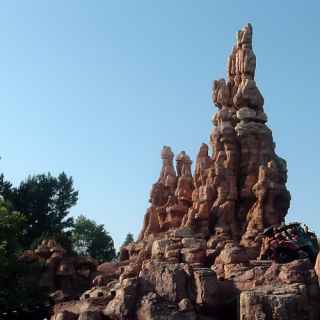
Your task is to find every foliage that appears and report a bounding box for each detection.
[0,199,48,311]
[0,172,79,310]
[0,174,12,200]
[72,215,116,262]
[0,172,78,249]
[0,199,24,252]
[0,171,117,312]
[122,233,134,247]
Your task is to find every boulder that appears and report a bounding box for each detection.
[193,268,221,308]
[137,293,197,320]
[139,261,193,302]
[240,284,320,320]
[216,243,249,265]
[103,277,138,319]
[152,239,174,259]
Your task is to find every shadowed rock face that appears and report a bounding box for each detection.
[49,24,319,320]
[19,239,98,303]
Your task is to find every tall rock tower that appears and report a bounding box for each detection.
[137,24,291,259]
[209,23,291,255]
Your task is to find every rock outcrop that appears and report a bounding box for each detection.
[50,24,319,320]
[240,283,319,320]
[20,239,98,302]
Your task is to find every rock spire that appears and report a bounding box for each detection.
[138,23,291,257]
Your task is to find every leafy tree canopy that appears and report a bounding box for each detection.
[0,172,78,249]
[0,199,48,311]
[122,233,134,247]
[0,174,12,200]
[72,215,116,262]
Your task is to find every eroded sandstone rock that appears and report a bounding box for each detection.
[49,23,318,320]
[240,284,320,320]
[139,261,193,303]
[103,277,138,319]
[20,239,98,303]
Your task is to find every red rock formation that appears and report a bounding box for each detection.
[138,147,194,241]
[209,23,290,257]
[20,239,98,303]
[138,23,290,256]
[50,24,319,320]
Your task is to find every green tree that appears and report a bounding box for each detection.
[122,233,134,247]
[0,172,78,312]
[72,215,116,262]
[0,199,25,268]
[0,199,25,309]
[0,199,48,311]
[4,172,78,248]
[0,174,13,200]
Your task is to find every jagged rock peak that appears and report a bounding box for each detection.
[161,145,174,160]
[158,145,177,191]
[228,23,256,81]
[213,24,266,142]
[176,151,192,177]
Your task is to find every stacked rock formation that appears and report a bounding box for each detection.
[138,23,291,259]
[51,24,319,320]
[138,146,194,242]
[20,239,98,303]
[211,23,291,256]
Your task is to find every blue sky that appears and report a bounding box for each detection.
[0,1,319,247]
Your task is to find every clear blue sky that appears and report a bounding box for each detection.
[0,1,319,247]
